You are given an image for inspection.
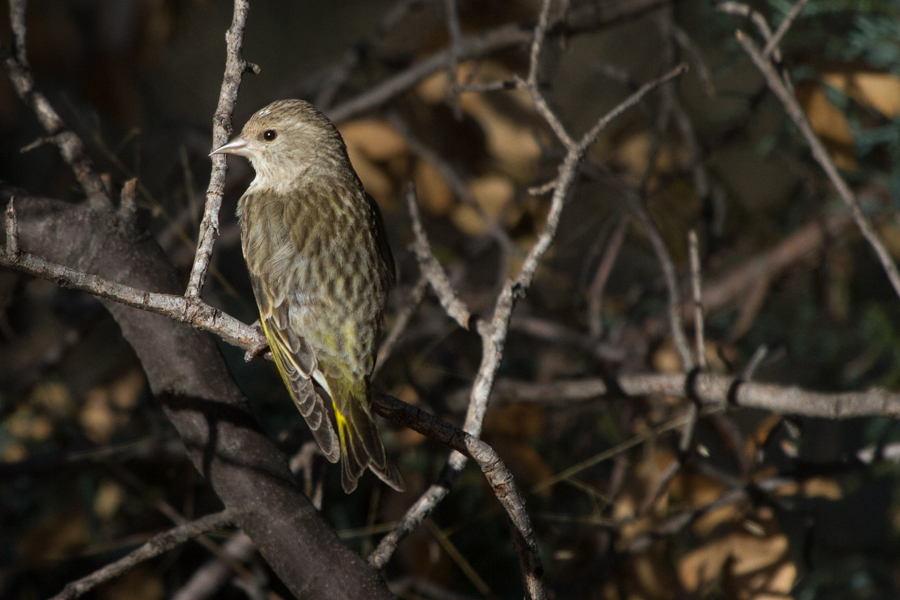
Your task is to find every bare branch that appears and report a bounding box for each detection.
[716,2,780,61]
[622,184,694,368]
[0,246,263,352]
[315,0,423,109]
[442,0,463,119]
[406,183,476,330]
[50,510,235,600]
[1,0,111,209]
[587,216,630,339]
[186,0,258,299]
[764,0,810,58]
[372,392,544,600]
[327,0,670,123]
[375,276,428,374]
[172,532,257,600]
[486,373,900,419]
[688,230,706,370]
[735,30,900,304]
[576,63,687,155]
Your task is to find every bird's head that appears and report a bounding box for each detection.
[211,99,354,191]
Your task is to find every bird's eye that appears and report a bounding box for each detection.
[262,130,277,141]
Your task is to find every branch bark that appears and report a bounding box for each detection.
[3,191,393,600]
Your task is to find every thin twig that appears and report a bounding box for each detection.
[622,184,694,369]
[1,0,111,209]
[314,0,424,110]
[328,0,670,123]
[689,230,706,370]
[49,510,235,600]
[406,183,477,330]
[670,23,715,97]
[0,247,263,352]
[118,178,139,226]
[387,111,518,254]
[185,0,258,299]
[763,0,810,59]
[741,345,768,381]
[442,0,463,119]
[735,30,900,303]
[375,276,429,374]
[587,215,630,339]
[371,8,686,588]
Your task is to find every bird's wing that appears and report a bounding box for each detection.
[319,370,405,494]
[365,192,396,288]
[253,274,340,463]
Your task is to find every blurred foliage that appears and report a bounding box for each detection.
[3,0,900,599]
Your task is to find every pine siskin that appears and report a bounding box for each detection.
[212,99,404,493]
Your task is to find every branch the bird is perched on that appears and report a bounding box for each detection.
[212,99,404,494]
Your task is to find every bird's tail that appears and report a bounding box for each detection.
[326,375,405,493]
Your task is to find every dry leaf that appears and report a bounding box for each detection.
[339,120,408,161]
[470,174,514,221]
[80,387,116,443]
[19,507,88,563]
[100,568,165,600]
[8,406,54,441]
[796,82,856,171]
[468,97,541,176]
[417,65,540,176]
[414,160,455,215]
[877,221,900,259]
[345,144,395,208]
[680,506,795,599]
[109,369,145,409]
[483,403,545,437]
[2,442,27,462]
[651,341,683,374]
[94,479,126,520]
[774,476,842,500]
[31,381,72,416]
[450,204,489,236]
[824,72,900,118]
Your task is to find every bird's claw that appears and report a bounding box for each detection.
[244,320,269,362]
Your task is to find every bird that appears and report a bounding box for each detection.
[211,99,404,493]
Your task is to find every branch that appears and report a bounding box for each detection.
[185,0,259,299]
[406,184,477,330]
[3,194,393,600]
[50,511,235,600]
[0,0,111,209]
[487,373,900,419]
[372,392,543,598]
[734,20,900,303]
[326,0,670,123]
[371,6,687,587]
[0,238,263,353]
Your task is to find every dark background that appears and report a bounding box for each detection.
[3,0,900,598]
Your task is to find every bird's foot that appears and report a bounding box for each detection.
[244,320,269,362]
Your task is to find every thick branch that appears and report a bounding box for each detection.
[3,193,393,600]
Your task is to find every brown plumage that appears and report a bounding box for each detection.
[212,99,403,493]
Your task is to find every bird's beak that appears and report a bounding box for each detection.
[210,135,251,158]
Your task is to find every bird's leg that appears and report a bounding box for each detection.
[244,319,270,362]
